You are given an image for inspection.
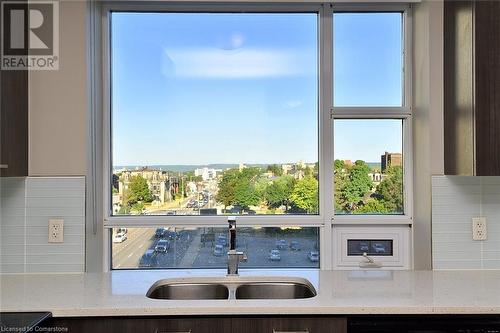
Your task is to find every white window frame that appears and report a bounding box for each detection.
[98,2,413,271]
[330,4,413,226]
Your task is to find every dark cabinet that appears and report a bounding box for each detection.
[43,316,347,333]
[231,316,346,333]
[444,1,500,176]
[0,0,29,177]
[39,315,500,333]
[45,316,232,333]
[0,68,28,177]
[348,315,500,332]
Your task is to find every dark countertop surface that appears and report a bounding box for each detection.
[0,312,52,331]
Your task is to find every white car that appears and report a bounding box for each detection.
[269,249,281,261]
[213,244,224,256]
[113,232,127,243]
[155,239,170,253]
[308,251,319,262]
[372,243,386,254]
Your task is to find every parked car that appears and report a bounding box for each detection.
[276,239,287,250]
[226,205,243,214]
[155,228,165,238]
[165,230,179,240]
[117,228,127,234]
[372,243,386,254]
[290,241,301,251]
[308,251,319,262]
[155,239,170,253]
[186,200,198,208]
[213,244,224,257]
[359,242,370,252]
[113,232,127,243]
[269,249,281,261]
[138,250,156,268]
[217,235,227,246]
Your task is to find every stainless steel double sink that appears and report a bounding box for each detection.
[146,276,317,300]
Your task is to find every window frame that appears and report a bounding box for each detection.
[98,2,413,271]
[330,4,413,225]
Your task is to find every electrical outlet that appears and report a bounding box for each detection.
[472,217,487,241]
[48,219,64,243]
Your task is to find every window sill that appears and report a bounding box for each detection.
[332,216,412,225]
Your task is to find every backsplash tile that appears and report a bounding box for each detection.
[0,178,26,273]
[0,177,85,273]
[432,176,500,270]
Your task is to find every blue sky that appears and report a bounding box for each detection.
[112,12,402,166]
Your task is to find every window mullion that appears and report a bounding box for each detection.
[319,3,334,270]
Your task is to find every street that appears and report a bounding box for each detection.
[112,227,319,269]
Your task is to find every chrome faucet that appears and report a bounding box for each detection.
[227,218,247,276]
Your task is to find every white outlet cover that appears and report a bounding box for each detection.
[48,219,64,243]
[472,217,487,241]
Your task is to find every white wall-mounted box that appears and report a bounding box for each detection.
[333,225,411,270]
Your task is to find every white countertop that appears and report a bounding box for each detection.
[2,269,500,316]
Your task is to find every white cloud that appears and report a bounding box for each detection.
[162,47,314,79]
[215,32,245,50]
[284,100,303,109]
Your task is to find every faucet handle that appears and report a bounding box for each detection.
[228,217,236,250]
[240,252,248,262]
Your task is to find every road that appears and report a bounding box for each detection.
[112,228,156,268]
[147,193,219,216]
[112,227,319,269]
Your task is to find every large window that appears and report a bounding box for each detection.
[112,227,319,269]
[103,4,412,270]
[110,12,319,217]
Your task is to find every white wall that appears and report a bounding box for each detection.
[28,0,88,176]
[412,0,444,270]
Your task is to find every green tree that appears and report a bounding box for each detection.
[355,199,390,214]
[334,159,346,170]
[216,169,239,209]
[265,175,295,211]
[112,174,120,192]
[126,175,152,205]
[266,164,283,176]
[304,166,313,177]
[117,205,130,215]
[342,160,373,212]
[131,202,145,214]
[313,162,319,174]
[216,167,263,209]
[377,166,403,213]
[240,167,262,179]
[234,177,260,210]
[254,176,270,199]
[290,176,319,213]
[333,159,348,213]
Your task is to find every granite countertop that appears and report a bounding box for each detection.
[1,269,500,316]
